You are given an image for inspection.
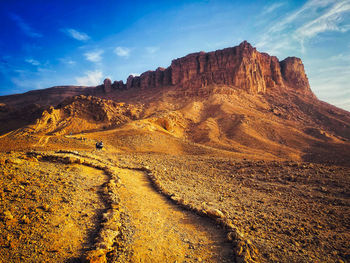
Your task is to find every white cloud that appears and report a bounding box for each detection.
[25,58,40,66]
[256,0,350,53]
[75,70,103,86]
[263,2,286,14]
[129,73,140,77]
[295,1,350,41]
[62,28,90,41]
[37,67,56,73]
[11,76,45,90]
[114,46,130,57]
[330,53,350,61]
[254,0,350,111]
[10,13,42,38]
[146,46,159,54]
[268,0,333,33]
[59,58,76,65]
[84,50,104,63]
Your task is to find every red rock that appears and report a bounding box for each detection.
[111,80,125,90]
[280,57,313,96]
[0,41,314,106]
[103,78,112,93]
[169,41,290,94]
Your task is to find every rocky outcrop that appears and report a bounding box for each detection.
[122,67,172,91]
[0,41,314,107]
[280,57,311,95]
[27,95,143,135]
[103,78,112,93]
[112,80,125,90]
[120,41,313,96]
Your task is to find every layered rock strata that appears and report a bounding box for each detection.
[106,41,312,96]
[0,41,314,107]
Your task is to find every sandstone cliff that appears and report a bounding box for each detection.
[118,41,313,97]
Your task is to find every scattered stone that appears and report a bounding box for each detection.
[84,249,107,263]
[206,208,224,218]
[3,210,14,220]
[21,215,30,224]
[42,204,50,212]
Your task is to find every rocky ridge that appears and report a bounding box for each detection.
[116,41,313,96]
[0,41,314,108]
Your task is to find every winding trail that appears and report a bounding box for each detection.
[115,167,234,262]
[25,149,235,262]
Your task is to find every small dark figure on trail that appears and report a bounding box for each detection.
[96,141,103,150]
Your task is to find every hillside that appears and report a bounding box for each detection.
[0,41,349,262]
[1,41,349,164]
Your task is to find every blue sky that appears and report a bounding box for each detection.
[0,0,349,110]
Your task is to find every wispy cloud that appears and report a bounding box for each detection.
[84,50,104,63]
[257,0,350,54]
[25,58,40,66]
[9,13,42,38]
[37,67,56,73]
[10,69,48,91]
[145,46,159,54]
[58,58,76,65]
[254,0,350,111]
[114,46,130,57]
[11,77,38,89]
[75,70,103,86]
[330,53,350,61]
[61,28,90,41]
[262,2,286,14]
[295,1,350,45]
[308,62,350,110]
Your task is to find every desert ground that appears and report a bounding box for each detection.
[0,124,349,262]
[1,42,350,262]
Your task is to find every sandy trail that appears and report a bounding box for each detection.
[115,167,234,263]
[0,146,234,262]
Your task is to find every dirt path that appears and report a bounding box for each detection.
[60,149,235,262]
[115,167,234,263]
[1,149,234,262]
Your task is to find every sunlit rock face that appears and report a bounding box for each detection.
[124,41,313,97]
[0,41,314,107]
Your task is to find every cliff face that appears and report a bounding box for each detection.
[113,41,313,96]
[169,41,282,93]
[280,57,311,94]
[124,67,172,90]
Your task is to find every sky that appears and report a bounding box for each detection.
[0,0,349,111]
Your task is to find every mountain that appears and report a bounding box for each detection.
[0,41,350,165]
[0,41,313,106]
[1,41,350,263]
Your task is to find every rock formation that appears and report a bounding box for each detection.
[0,41,314,106]
[103,78,112,93]
[280,57,311,94]
[117,41,313,96]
